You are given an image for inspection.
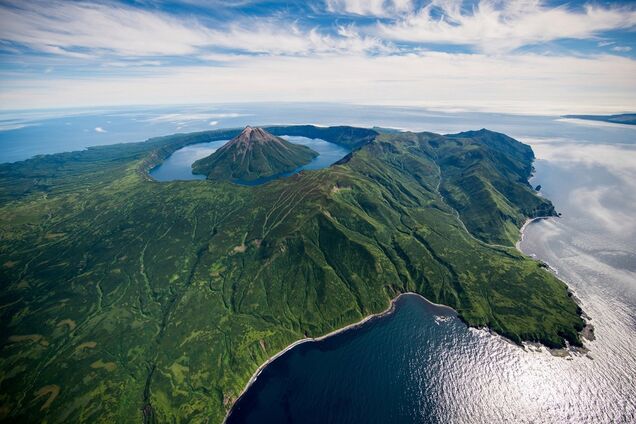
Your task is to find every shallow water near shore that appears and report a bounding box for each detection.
[1,104,635,423]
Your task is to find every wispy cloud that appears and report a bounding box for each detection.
[531,141,636,236]
[103,61,163,68]
[0,0,211,57]
[144,113,246,125]
[0,0,635,112]
[0,0,389,58]
[208,22,391,55]
[612,46,632,53]
[1,1,633,58]
[0,121,36,131]
[326,0,413,17]
[378,0,636,53]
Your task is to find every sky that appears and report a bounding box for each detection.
[0,0,635,114]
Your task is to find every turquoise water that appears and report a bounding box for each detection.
[1,104,635,423]
[148,136,350,183]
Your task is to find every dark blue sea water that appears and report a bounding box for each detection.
[1,104,635,423]
[228,295,462,424]
[0,105,248,163]
[224,111,636,423]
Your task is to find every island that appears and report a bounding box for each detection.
[192,126,318,181]
[0,125,584,423]
[562,113,636,125]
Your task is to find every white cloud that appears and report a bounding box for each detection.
[570,186,634,235]
[145,113,245,124]
[0,122,34,131]
[103,61,163,68]
[378,0,636,53]
[529,141,636,237]
[2,52,634,114]
[1,0,635,113]
[1,0,631,60]
[199,53,247,62]
[0,0,212,56]
[0,0,389,57]
[94,126,107,133]
[326,0,413,17]
[611,46,632,52]
[210,23,390,55]
[531,142,636,182]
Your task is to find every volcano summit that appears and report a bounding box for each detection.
[192,126,318,181]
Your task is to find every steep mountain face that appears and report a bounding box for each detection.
[0,126,583,423]
[439,129,557,245]
[192,126,319,181]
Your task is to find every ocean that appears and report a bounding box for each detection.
[2,103,634,423]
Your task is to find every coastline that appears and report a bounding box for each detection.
[515,216,553,251]
[224,215,586,422]
[515,216,595,353]
[223,292,456,423]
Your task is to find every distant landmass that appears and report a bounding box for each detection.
[192,126,318,181]
[562,113,636,125]
[0,125,583,423]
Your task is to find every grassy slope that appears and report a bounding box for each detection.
[439,129,557,245]
[0,126,583,423]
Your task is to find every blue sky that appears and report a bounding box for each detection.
[0,0,635,113]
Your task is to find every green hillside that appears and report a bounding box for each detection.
[192,126,318,181]
[0,126,583,423]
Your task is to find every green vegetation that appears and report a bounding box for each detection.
[192,126,318,181]
[0,125,583,423]
[439,129,557,245]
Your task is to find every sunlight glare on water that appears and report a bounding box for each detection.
[1,104,635,423]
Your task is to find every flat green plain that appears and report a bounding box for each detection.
[0,126,583,423]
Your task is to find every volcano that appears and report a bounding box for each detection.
[192,126,319,181]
